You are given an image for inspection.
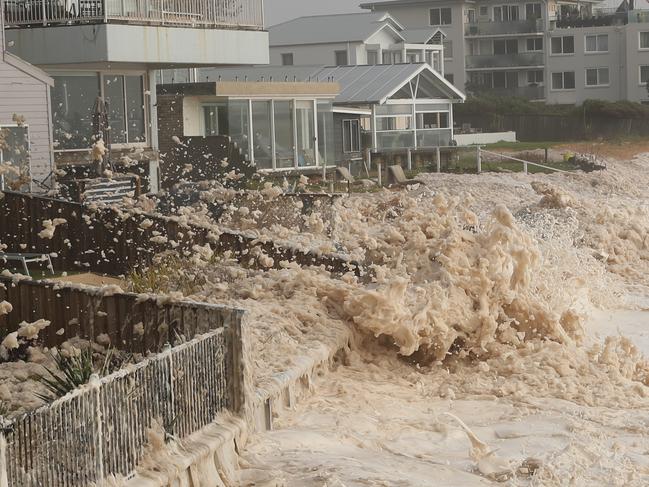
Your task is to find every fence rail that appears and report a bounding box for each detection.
[3,0,264,29]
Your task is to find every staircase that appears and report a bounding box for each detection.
[79,176,140,204]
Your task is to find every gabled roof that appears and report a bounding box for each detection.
[312,64,465,105]
[401,28,447,44]
[269,12,404,47]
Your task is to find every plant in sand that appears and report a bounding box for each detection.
[36,348,112,401]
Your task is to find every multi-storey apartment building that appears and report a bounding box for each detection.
[360,0,649,103]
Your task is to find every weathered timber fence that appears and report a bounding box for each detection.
[0,190,361,277]
[0,276,231,352]
[0,278,246,486]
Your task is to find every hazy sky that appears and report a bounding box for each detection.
[265,0,364,26]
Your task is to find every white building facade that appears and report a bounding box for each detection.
[360,0,649,104]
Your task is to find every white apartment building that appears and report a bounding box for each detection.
[360,0,649,104]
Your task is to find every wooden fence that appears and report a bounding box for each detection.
[0,190,360,277]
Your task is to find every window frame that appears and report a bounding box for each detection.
[493,5,519,22]
[640,65,649,85]
[334,50,348,66]
[551,71,576,91]
[550,35,575,55]
[640,31,649,50]
[526,37,543,51]
[584,34,609,53]
[585,67,610,87]
[342,119,361,153]
[281,53,294,66]
[50,70,148,152]
[527,70,543,84]
[429,7,452,26]
[525,3,541,20]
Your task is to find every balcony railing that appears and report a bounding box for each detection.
[472,85,545,100]
[466,52,544,69]
[2,0,264,29]
[465,19,543,36]
[554,8,649,28]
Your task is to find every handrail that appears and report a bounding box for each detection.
[479,148,576,174]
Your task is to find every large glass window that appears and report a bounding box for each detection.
[51,75,99,150]
[585,34,608,53]
[227,100,250,160]
[343,119,361,153]
[126,76,146,143]
[274,101,294,168]
[526,3,541,20]
[295,101,315,167]
[494,5,519,21]
[103,75,127,144]
[552,71,576,90]
[429,7,452,25]
[526,38,543,51]
[641,32,649,49]
[551,36,574,54]
[252,101,273,169]
[317,101,334,166]
[0,125,30,189]
[585,67,609,86]
[203,103,229,136]
[640,65,649,84]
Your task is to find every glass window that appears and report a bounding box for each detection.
[367,51,378,65]
[527,70,543,84]
[252,101,273,169]
[526,3,541,20]
[585,67,609,86]
[335,50,348,66]
[479,6,488,16]
[527,38,543,51]
[103,75,127,144]
[274,101,294,168]
[494,5,519,21]
[343,119,361,153]
[585,34,608,53]
[295,100,315,167]
[641,32,649,49]
[0,125,30,189]
[429,7,452,25]
[281,53,293,65]
[317,101,334,166]
[382,51,392,64]
[443,40,453,59]
[552,71,575,90]
[640,65,649,84]
[552,36,574,54]
[51,75,99,150]
[227,100,249,160]
[126,76,145,143]
[494,39,518,54]
[203,103,228,136]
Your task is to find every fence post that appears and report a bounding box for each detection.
[0,432,7,487]
[94,384,105,482]
[435,147,441,173]
[523,160,528,174]
[226,310,246,413]
[42,0,47,25]
[476,146,482,174]
[406,149,412,171]
[377,162,382,187]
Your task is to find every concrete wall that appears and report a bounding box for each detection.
[7,24,269,67]
[546,26,624,104]
[625,23,649,103]
[368,3,468,90]
[454,131,516,145]
[270,42,361,66]
[1,9,54,190]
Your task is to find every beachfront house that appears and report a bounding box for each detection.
[159,63,464,179]
[0,0,54,191]
[3,0,268,192]
[268,11,448,75]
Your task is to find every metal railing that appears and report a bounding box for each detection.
[3,0,264,29]
[465,52,544,69]
[1,320,241,485]
[465,19,543,36]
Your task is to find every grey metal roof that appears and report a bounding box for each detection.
[269,12,403,47]
[312,64,464,104]
[195,63,466,105]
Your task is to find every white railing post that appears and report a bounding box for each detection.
[41,0,47,25]
[94,385,105,481]
[167,350,176,435]
[435,146,441,173]
[476,146,482,174]
[0,432,7,487]
[407,148,412,171]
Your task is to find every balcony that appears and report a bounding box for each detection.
[3,0,263,29]
[465,19,543,36]
[4,0,268,67]
[474,85,545,100]
[466,52,544,69]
